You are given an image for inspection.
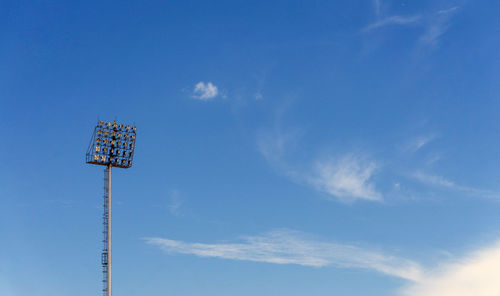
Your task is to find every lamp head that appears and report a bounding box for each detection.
[86,120,137,168]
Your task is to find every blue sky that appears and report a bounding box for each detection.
[1,0,500,295]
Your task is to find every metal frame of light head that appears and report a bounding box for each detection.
[86,120,137,168]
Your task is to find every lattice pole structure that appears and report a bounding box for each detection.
[102,166,111,296]
[87,120,137,296]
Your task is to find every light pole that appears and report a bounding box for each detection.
[86,120,137,296]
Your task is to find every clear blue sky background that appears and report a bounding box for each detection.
[2,1,500,295]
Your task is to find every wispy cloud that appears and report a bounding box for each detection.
[412,171,500,199]
[363,15,422,32]
[400,241,500,296]
[257,129,382,203]
[437,6,459,15]
[254,69,268,101]
[413,171,455,188]
[256,128,300,166]
[419,7,460,48]
[148,231,500,294]
[364,0,421,32]
[310,155,381,202]
[363,3,461,50]
[405,134,438,153]
[146,229,422,281]
[373,0,382,18]
[192,82,219,100]
[168,190,182,216]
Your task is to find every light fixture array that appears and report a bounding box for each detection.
[86,121,137,168]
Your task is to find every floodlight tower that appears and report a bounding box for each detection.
[86,120,137,296]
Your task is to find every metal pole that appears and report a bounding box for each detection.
[108,164,112,296]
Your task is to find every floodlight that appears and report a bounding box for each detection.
[86,120,137,296]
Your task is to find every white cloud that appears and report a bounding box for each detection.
[310,155,381,202]
[413,171,455,188]
[419,23,449,47]
[192,82,219,100]
[363,15,422,32]
[373,0,382,18]
[146,229,422,281]
[257,130,381,203]
[363,5,461,50]
[148,231,500,294]
[168,190,182,216]
[405,134,437,153]
[412,171,500,199]
[419,6,460,47]
[425,153,442,166]
[400,242,500,296]
[437,6,459,15]
[256,129,299,165]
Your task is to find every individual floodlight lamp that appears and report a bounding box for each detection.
[86,120,137,296]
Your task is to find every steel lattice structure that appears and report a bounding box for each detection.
[86,120,137,296]
[86,121,137,168]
